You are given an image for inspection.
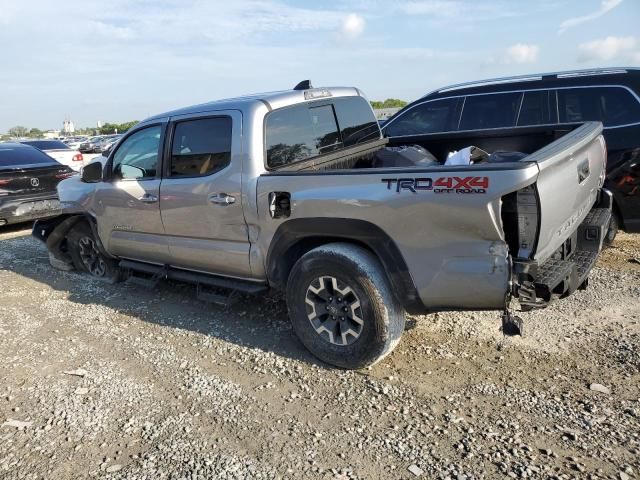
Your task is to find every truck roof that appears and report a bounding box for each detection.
[143,86,364,123]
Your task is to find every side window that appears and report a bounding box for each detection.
[332,96,381,147]
[384,98,462,136]
[460,92,523,130]
[112,125,162,180]
[558,87,640,127]
[266,104,341,168]
[517,90,552,126]
[170,117,232,177]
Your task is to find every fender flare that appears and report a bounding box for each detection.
[266,217,428,314]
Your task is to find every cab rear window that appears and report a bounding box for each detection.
[265,96,380,169]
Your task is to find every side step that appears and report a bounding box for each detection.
[122,261,167,288]
[196,284,240,307]
[119,260,268,300]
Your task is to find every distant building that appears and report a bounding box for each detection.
[97,120,103,128]
[62,119,74,134]
[43,130,61,139]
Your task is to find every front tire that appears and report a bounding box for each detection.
[67,223,122,283]
[286,243,405,369]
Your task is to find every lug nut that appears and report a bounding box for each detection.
[343,307,348,312]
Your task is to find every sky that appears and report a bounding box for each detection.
[0,0,639,132]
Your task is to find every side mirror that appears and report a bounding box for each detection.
[81,161,103,183]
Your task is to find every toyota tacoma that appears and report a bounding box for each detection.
[33,81,611,369]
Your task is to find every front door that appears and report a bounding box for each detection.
[159,111,253,278]
[93,123,170,264]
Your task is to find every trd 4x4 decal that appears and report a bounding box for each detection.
[382,176,489,194]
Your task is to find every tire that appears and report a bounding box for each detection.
[604,212,619,248]
[286,243,405,369]
[67,222,122,283]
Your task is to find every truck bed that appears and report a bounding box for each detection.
[257,122,607,311]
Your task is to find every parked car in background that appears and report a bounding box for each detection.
[0,143,74,226]
[63,137,89,150]
[382,67,640,243]
[94,134,123,154]
[19,139,84,171]
[79,136,105,153]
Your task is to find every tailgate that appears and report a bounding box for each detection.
[527,122,606,262]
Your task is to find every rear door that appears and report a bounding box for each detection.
[159,110,253,278]
[92,123,170,264]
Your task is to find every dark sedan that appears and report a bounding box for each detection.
[0,143,75,226]
[79,136,105,153]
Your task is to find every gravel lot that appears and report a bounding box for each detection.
[1,225,639,479]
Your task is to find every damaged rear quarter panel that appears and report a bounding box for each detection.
[256,164,540,310]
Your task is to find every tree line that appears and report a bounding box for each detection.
[370,99,407,109]
[3,100,407,140]
[3,121,140,139]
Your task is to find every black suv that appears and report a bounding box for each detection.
[382,68,640,242]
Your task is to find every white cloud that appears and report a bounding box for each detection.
[398,0,520,21]
[401,0,462,16]
[578,36,638,62]
[559,0,623,34]
[505,44,539,64]
[340,13,366,39]
[88,20,133,41]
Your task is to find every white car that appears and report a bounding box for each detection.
[19,139,85,171]
[62,137,88,150]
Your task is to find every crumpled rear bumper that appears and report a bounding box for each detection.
[0,194,60,226]
[513,189,612,309]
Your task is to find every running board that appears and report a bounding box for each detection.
[196,284,240,307]
[119,259,268,295]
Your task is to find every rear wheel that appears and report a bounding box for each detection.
[286,243,405,369]
[67,223,122,283]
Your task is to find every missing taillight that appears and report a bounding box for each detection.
[501,184,540,259]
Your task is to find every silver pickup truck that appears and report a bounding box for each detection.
[33,82,612,369]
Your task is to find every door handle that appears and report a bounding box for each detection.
[138,193,158,203]
[209,193,236,205]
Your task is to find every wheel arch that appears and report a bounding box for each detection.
[32,212,114,262]
[266,218,427,314]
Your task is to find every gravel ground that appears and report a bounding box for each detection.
[1,225,639,480]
